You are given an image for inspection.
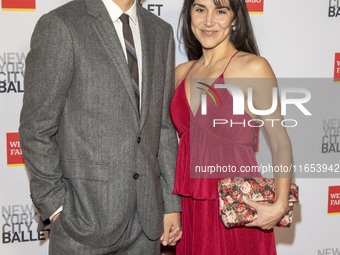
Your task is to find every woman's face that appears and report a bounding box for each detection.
[191,0,235,50]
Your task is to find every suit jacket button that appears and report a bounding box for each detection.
[137,137,141,143]
[133,173,140,180]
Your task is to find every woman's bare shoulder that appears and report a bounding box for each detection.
[175,60,196,89]
[236,52,275,78]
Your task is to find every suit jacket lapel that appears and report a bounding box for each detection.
[85,0,139,117]
[138,4,155,129]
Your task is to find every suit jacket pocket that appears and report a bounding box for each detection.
[60,160,109,232]
[61,160,109,181]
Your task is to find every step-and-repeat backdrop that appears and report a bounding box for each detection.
[1,0,340,254]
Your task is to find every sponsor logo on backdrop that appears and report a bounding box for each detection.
[246,0,264,14]
[7,133,25,167]
[335,53,340,83]
[2,204,49,244]
[329,0,340,17]
[328,186,340,215]
[142,3,163,16]
[322,119,340,153]
[318,248,340,255]
[1,0,35,11]
[0,52,25,93]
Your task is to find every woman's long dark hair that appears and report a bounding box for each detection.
[178,0,260,60]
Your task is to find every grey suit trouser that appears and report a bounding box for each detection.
[49,207,160,255]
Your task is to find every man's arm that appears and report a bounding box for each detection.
[19,13,74,222]
[158,25,181,215]
[158,25,182,246]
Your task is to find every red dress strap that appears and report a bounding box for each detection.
[184,60,199,79]
[222,50,239,74]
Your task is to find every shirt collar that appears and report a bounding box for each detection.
[101,0,138,25]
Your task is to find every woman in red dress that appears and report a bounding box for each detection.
[169,0,293,254]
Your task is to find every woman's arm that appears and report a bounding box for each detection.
[243,57,292,230]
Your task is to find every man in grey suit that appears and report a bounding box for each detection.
[19,0,181,254]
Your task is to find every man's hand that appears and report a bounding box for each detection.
[52,212,60,223]
[161,212,182,246]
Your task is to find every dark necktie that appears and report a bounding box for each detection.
[119,13,140,113]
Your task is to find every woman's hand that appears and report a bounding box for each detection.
[243,197,289,230]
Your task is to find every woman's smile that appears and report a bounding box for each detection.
[201,30,218,36]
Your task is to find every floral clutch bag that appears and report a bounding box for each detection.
[218,177,299,228]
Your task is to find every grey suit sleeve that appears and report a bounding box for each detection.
[19,13,74,221]
[158,26,181,214]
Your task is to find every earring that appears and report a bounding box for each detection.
[232,26,236,32]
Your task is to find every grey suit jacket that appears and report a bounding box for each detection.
[19,0,181,247]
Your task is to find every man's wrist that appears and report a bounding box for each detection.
[49,206,63,222]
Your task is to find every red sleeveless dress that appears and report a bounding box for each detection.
[169,53,277,255]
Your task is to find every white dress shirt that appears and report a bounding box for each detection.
[49,0,143,222]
